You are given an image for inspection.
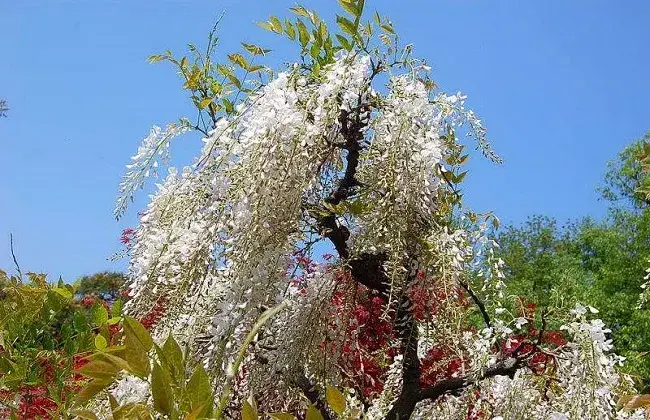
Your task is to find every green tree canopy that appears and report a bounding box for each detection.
[600,131,650,208]
[76,271,127,300]
[498,135,650,390]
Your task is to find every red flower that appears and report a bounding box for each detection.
[140,296,168,330]
[120,228,135,245]
[16,385,58,419]
[80,296,95,308]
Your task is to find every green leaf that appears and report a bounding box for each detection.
[95,334,108,351]
[305,405,324,420]
[107,316,121,326]
[53,286,73,299]
[241,400,258,420]
[242,42,271,56]
[151,362,174,415]
[68,409,99,420]
[185,405,207,420]
[124,317,152,377]
[247,65,266,73]
[365,21,373,36]
[454,170,468,184]
[87,349,131,371]
[284,20,296,40]
[326,386,346,415]
[297,20,310,48]
[338,0,358,16]
[113,403,152,420]
[124,341,149,377]
[269,414,297,420]
[290,6,311,18]
[357,0,366,21]
[228,53,249,70]
[380,23,395,34]
[222,98,235,114]
[186,365,213,414]
[162,333,184,384]
[257,21,274,32]
[92,303,109,327]
[225,73,242,89]
[269,16,283,33]
[336,34,352,51]
[199,98,212,110]
[124,317,153,351]
[75,378,114,406]
[73,311,89,332]
[77,360,120,380]
[109,393,119,412]
[318,22,328,41]
[111,299,124,317]
[148,54,165,63]
[336,16,357,36]
[310,42,321,59]
[216,64,234,78]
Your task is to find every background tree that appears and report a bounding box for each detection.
[600,132,650,208]
[76,271,127,302]
[0,99,8,118]
[498,136,650,391]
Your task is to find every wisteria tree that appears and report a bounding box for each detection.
[114,2,649,419]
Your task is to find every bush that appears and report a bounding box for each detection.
[0,270,122,418]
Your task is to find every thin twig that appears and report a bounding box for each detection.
[459,280,491,328]
[10,233,22,279]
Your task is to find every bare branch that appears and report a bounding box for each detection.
[419,357,523,401]
[9,233,22,279]
[459,280,491,328]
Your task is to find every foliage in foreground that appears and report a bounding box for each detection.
[0,270,122,418]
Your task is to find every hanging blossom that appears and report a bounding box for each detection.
[115,122,190,219]
[434,91,500,164]
[123,53,374,384]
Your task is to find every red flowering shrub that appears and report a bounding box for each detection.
[325,269,569,406]
[0,270,123,418]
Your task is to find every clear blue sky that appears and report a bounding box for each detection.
[1,1,649,282]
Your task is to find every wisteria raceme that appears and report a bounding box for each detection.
[116,19,649,417]
[124,53,374,366]
[115,122,190,219]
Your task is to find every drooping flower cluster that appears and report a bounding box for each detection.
[115,123,190,219]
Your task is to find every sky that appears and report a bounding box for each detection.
[1,0,649,282]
